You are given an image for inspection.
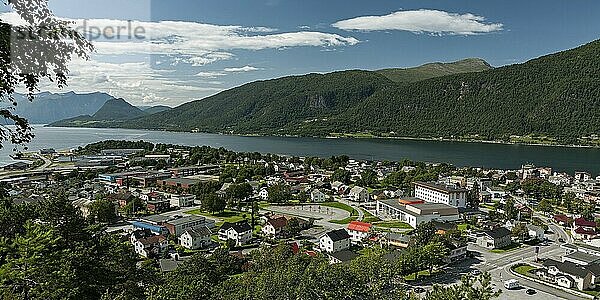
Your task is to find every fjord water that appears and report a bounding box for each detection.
[1,126,599,174]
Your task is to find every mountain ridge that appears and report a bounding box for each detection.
[48,39,600,145]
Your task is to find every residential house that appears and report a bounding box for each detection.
[310,189,326,202]
[218,221,253,246]
[179,226,212,250]
[537,259,594,290]
[526,224,546,241]
[261,216,288,237]
[444,241,468,264]
[572,218,598,240]
[381,232,410,249]
[132,233,168,258]
[258,188,269,200]
[319,229,351,253]
[346,221,372,244]
[476,227,512,249]
[349,186,369,202]
[554,214,572,227]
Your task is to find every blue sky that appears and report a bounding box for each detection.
[2,0,599,106]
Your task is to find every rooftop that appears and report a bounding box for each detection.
[414,181,468,193]
[564,251,600,264]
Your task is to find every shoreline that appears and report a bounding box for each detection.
[42,124,600,150]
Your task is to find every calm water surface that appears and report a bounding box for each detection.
[1,126,599,174]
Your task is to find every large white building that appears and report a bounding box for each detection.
[376,198,460,228]
[413,182,467,208]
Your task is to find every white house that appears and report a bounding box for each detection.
[349,186,369,202]
[413,181,467,208]
[259,188,269,200]
[319,229,351,253]
[526,224,545,241]
[261,216,288,237]
[346,221,372,243]
[170,194,196,208]
[131,232,168,258]
[179,226,211,250]
[218,221,253,246]
[310,189,326,202]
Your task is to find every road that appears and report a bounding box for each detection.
[469,225,586,300]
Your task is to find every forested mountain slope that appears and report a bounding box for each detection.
[94,40,600,144]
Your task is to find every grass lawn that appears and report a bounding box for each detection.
[187,209,248,224]
[490,242,522,253]
[361,209,381,223]
[374,221,412,229]
[513,264,536,276]
[320,202,358,216]
[404,270,439,281]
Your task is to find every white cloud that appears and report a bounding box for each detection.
[224,66,261,72]
[0,11,360,106]
[332,9,503,35]
[195,71,227,78]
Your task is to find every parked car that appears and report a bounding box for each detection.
[504,279,520,290]
[470,269,481,276]
[526,288,536,295]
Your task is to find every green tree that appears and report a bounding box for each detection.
[511,223,529,242]
[504,198,517,220]
[357,169,378,187]
[267,184,291,204]
[331,169,352,184]
[0,0,92,149]
[283,217,302,237]
[411,222,436,247]
[537,199,554,215]
[88,199,118,223]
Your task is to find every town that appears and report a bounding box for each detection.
[1,140,600,299]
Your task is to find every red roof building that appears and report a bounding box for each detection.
[553,214,571,225]
[574,217,597,229]
[347,221,372,233]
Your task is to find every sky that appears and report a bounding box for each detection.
[2,0,600,106]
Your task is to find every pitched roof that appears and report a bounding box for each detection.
[543,259,591,278]
[347,221,372,233]
[324,228,350,242]
[139,235,167,246]
[575,217,597,228]
[183,226,211,238]
[484,227,511,239]
[266,216,288,229]
[329,250,359,263]
[221,221,252,233]
[574,227,597,235]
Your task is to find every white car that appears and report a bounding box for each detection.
[503,279,520,290]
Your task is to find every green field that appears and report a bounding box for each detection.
[373,221,412,229]
[513,264,536,276]
[187,209,248,225]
